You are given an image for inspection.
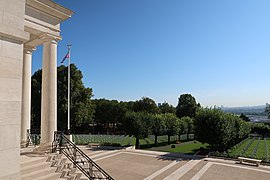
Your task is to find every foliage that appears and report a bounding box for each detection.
[180,116,194,140]
[239,113,250,122]
[31,70,42,131]
[176,94,199,118]
[194,108,251,151]
[164,113,179,144]
[176,118,188,141]
[57,64,95,132]
[251,123,270,138]
[158,102,176,114]
[151,114,166,146]
[93,99,127,134]
[133,97,159,114]
[31,64,95,133]
[123,111,152,148]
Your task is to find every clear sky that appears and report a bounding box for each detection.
[32,0,270,107]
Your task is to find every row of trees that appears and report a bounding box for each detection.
[31,64,268,151]
[124,112,194,148]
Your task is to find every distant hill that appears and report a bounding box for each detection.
[220,105,267,116]
[220,104,269,122]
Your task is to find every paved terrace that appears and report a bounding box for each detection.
[79,146,270,180]
[20,146,270,180]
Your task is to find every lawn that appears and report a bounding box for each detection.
[163,141,209,155]
[73,134,194,148]
[227,137,270,162]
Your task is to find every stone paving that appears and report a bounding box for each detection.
[20,145,270,180]
[79,146,270,180]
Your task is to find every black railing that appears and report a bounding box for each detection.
[26,129,41,147]
[52,131,114,180]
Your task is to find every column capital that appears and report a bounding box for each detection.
[39,33,62,44]
[24,45,36,54]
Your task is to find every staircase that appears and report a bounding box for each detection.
[52,131,114,180]
[20,153,87,180]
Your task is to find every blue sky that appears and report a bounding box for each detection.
[33,0,270,107]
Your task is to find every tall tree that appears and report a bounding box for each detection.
[133,97,159,114]
[31,64,95,133]
[164,113,179,145]
[124,112,152,149]
[158,102,176,114]
[195,108,251,151]
[176,118,188,141]
[181,116,194,140]
[31,70,42,133]
[93,99,127,134]
[176,94,198,118]
[151,114,166,146]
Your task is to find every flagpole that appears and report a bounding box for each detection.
[67,44,71,135]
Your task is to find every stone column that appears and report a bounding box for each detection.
[21,46,35,147]
[40,35,59,146]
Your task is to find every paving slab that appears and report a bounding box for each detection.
[200,163,270,180]
[96,152,174,180]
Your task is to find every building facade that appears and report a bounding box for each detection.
[0,0,72,178]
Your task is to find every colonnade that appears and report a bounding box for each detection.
[21,34,60,147]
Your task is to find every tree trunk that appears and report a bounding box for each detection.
[155,135,158,146]
[178,134,181,141]
[168,135,171,145]
[135,138,140,149]
[187,133,189,141]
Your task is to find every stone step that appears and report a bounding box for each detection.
[21,166,57,180]
[20,156,47,166]
[21,161,52,175]
[34,172,62,180]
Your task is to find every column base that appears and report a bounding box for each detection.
[32,143,52,154]
[20,139,28,148]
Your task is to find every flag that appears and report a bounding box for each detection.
[61,52,69,63]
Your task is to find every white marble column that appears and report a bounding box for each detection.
[21,46,35,147]
[40,35,59,146]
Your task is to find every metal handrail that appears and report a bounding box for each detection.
[52,131,114,180]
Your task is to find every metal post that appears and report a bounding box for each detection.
[67,44,71,135]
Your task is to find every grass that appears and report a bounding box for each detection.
[163,141,209,155]
[73,134,194,148]
[227,137,270,162]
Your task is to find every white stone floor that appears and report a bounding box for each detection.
[79,146,270,180]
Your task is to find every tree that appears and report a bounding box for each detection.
[239,113,250,122]
[158,102,176,114]
[133,97,159,114]
[151,114,166,146]
[194,108,251,151]
[31,64,95,133]
[124,112,152,149]
[180,116,194,140]
[176,94,198,118]
[251,123,270,139]
[31,70,42,133]
[93,99,127,134]
[164,113,179,145]
[176,118,188,141]
[265,103,270,118]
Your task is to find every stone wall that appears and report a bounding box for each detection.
[0,0,29,179]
